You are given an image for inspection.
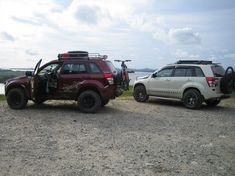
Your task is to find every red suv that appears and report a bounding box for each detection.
[4,51,126,113]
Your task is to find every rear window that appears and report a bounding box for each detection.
[106,61,117,73]
[89,63,101,73]
[194,67,204,77]
[211,65,225,77]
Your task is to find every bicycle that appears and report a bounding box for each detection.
[114,59,131,90]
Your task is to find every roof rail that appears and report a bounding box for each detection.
[89,53,108,60]
[176,60,213,65]
[58,51,108,60]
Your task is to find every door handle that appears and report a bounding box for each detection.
[165,79,170,81]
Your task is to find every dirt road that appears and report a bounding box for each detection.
[0,98,234,176]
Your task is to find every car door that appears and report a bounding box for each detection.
[147,66,174,97]
[169,66,194,98]
[57,62,88,98]
[31,62,61,100]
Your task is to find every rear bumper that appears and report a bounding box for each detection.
[101,85,122,99]
[204,92,231,100]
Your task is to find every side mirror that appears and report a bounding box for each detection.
[152,73,157,78]
[25,71,33,77]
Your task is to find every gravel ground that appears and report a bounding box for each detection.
[0,98,234,176]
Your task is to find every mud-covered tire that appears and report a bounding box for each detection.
[133,85,149,102]
[183,89,203,109]
[205,99,221,107]
[101,99,110,106]
[6,88,28,109]
[78,90,101,113]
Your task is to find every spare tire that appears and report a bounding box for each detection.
[220,67,235,94]
[114,71,122,85]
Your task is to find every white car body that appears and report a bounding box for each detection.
[134,63,230,101]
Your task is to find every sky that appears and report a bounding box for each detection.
[0,0,235,69]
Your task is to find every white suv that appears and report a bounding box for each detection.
[133,60,235,109]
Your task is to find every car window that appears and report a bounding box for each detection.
[194,67,204,77]
[62,63,87,74]
[185,68,193,77]
[89,63,101,73]
[38,64,60,76]
[157,67,174,77]
[211,65,225,77]
[174,67,193,77]
[174,68,187,77]
[106,61,117,73]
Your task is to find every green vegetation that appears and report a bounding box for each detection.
[0,69,24,83]
[122,85,133,97]
[0,95,6,101]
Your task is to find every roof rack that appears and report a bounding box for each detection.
[89,53,108,60]
[58,51,108,60]
[176,60,213,65]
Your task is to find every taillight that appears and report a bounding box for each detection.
[206,77,216,87]
[103,73,114,85]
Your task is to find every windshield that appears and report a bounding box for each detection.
[211,65,225,77]
[33,59,42,75]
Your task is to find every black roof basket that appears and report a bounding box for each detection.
[58,51,108,60]
[176,60,213,65]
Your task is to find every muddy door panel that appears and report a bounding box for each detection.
[58,74,84,99]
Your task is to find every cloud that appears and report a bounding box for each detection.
[11,16,40,26]
[74,5,101,24]
[174,49,200,59]
[0,32,15,41]
[224,53,235,60]
[169,27,201,45]
[25,49,38,56]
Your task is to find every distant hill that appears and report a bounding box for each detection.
[0,69,24,83]
[116,68,155,73]
[131,68,155,72]
[10,68,34,71]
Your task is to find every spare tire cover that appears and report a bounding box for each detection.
[220,67,235,94]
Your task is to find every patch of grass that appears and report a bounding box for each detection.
[0,94,6,101]
[121,85,133,97]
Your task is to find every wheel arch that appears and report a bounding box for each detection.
[182,87,204,100]
[76,86,101,100]
[6,84,28,97]
[134,83,146,89]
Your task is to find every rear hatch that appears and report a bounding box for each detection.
[211,65,225,93]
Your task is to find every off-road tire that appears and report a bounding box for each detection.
[101,99,110,106]
[133,85,149,102]
[7,88,28,109]
[78,90,101,113]
[183,89,203,109]
[205,99,221,107]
